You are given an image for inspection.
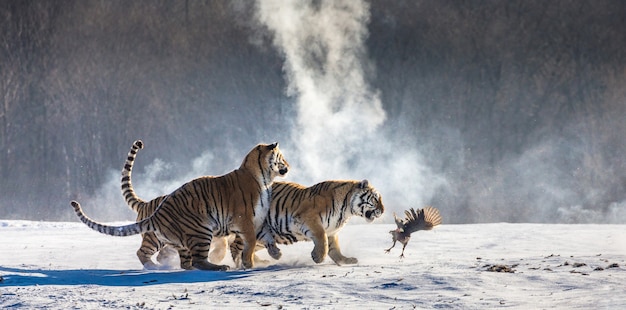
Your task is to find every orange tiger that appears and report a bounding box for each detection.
[220,179,385,267]
[71,142,289,270]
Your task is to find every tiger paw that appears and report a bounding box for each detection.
[266,244,282,260]
[311,249,326,264]
[341,257,358,264]
[180,261,193,270]
[192,260,230,271]
[242,258,254,270]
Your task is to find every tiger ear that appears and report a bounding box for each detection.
[268,142,279,150]
[359,179,369,189]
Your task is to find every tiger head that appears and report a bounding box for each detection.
[267,142,289,178]
[242,142,289,180]
[351,179,385,222]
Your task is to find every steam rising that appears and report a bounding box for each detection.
[256,0,385,179]
[255,0,446,220]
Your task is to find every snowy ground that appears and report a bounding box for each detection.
[1,220,625,309]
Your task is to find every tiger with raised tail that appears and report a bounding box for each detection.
[219,179,385,267]
[120,140,271,268]
[71,142,289,270]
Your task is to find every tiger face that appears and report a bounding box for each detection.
[243,142,289,180]
[351,179,384,222]
[267,143,289,178]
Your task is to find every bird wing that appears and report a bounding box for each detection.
[401,206,442,234]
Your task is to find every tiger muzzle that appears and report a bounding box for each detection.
[365,208,383,222]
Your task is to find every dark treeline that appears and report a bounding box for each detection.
[0,1,289,220]
[1,0,625,223]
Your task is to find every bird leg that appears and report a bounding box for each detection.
[399,243,407,258]
[384,240,397,253]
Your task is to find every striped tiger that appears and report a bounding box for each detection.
[120,140,267,268]
[221,179,385,267]
[71,142,289,271]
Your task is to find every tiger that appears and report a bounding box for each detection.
[120,139,267,268]
[217,179,385,267]
[70,142,289,271]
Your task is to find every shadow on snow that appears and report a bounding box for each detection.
[0,266,249,287]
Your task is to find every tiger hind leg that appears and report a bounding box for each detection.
[188,236,229,271]
[177,248,193,270]
[136,234,163,270]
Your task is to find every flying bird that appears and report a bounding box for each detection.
[385,206,442,258]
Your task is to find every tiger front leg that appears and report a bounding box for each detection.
[307,222,329,264]
[240,234,257,269]
[136,234,161,269]
[328,234,358,265]
[265,242,282,260]
[192,258,229,271]
[230,235,271,268]
[237,226,258,269]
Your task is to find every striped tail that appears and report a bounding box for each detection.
[70,200,152,237]
[121,140,145,213]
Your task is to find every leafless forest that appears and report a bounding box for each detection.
[1,1,624,223]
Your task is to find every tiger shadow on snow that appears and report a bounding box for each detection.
[0,266,249,287]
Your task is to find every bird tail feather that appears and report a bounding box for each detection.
[422,206,442,228]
